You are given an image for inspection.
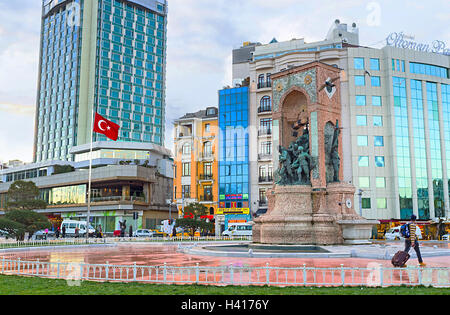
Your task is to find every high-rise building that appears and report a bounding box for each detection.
[172,107,219,218]
[34,0,168,163]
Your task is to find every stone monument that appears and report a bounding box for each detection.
[253,62,378,246]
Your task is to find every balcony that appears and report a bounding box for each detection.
[257,81,272,89]
[258,153,272,161]
[259,176,273,183]
[200,152,215,161]
[198,195,214,202]
[258,129,272,137]
[91,195,146,203]
[199,174,214,181]
[258,106,272,114]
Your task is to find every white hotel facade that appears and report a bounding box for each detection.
[232,20,450,222]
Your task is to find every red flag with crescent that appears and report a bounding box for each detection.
[93,113,120,141]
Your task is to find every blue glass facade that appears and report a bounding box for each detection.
[35,0,83,162]
[411,79,429,219]
[426,82,445,217]
[95,0,166,145]
[442,84,450,205]
[218,87,251,225]
[393,77,413,219]
[35,0,167,163]
[410,62,448,79]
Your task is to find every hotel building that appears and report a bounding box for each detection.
[34,0,168,163]
[231,20,450,223]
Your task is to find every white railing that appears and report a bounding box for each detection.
[0,236,252,249]
[1,257,449,287]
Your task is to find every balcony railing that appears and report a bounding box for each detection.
[258,129,272,136]
[257,81,272,89]
[258,153,272,161]
[199,174,214,181]
[259,176,273,183]
[91,196,146,203]
[258,106,272,114]
[199,195,214,202]
[201,152,214,160]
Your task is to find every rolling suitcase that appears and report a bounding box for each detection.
[392,251,410,267]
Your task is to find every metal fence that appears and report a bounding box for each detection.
[1,257,449,288]
[0,236,252,249]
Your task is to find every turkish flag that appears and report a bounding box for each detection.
[93,113,120,141]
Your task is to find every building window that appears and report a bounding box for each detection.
[376,177,386,188]
[371,76,381,87]
[354,57,365,70]
[362,198,372,209]
[374,136,384,147]
[203,162,212,176]
[358,156,369,167]
[182,163,191,176]
[356,95,366,106]
[258,74,265,88]
[359,177,370,188]
[260,96,272,112]
[377,198,387,209]
[356,115,367,126]
[205,124,210,132]
[203,141,213,156]
[182,185,190,198]
[357,136,368,146]
[355,75,365,86]
[372,96,382,107]
[370,58,380,71]
[373,116,383,127]
[410,62,448,79]
[182,143,191,155]
[260,141,272,156]
[375,156,385,167]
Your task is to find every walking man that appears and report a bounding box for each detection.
[404,215,426,267]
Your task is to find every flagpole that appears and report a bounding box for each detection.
[86,106,95,242]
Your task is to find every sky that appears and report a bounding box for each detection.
[0,0,449,163]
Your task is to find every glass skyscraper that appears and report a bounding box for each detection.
[34,0,168,162]
[218,86,251,228]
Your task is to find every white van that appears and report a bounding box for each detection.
[222,223,253,237]
[61,220,95,237]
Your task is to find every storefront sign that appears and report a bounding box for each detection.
[217,208,250,215]
[386,32,450,56]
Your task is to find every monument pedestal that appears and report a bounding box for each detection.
[253,183,378,246]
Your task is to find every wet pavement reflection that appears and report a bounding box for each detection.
[3,243,450,269]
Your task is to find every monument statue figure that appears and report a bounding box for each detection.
[292,146,312,184]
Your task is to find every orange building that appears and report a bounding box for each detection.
[173,107,219,217]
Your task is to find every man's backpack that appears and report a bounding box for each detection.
[400,224,410,238]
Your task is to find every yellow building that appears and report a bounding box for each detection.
[173,107,219,217]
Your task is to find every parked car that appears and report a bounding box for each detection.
[32,230,56,240]
[133,229,155,237]
[384,226,422,240]
[442,234,449,241]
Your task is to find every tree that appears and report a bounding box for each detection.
[0,180,50,240]
[0,210,51,241]
[175,202,214,236]
[6,180,47,210]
